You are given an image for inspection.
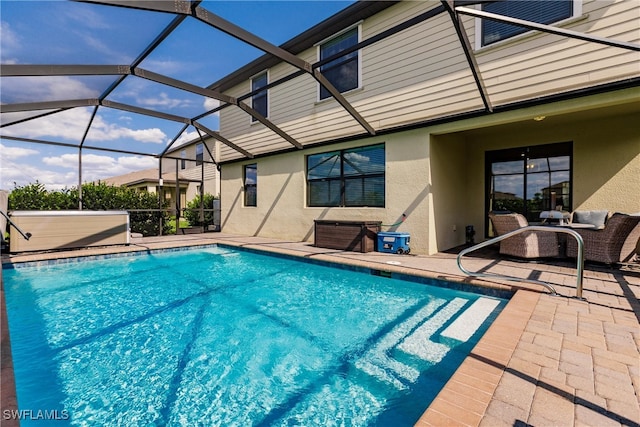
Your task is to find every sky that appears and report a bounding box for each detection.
[0,0,355,190]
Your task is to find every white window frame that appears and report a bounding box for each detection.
[315,22,362,102]
[250,70,269,124]
[474,0,582,51]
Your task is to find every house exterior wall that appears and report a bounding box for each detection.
[220,87,639,254]
[217,0,639,254]
[218,0,639,162]
[220,129,433,253]
[430,88,640,249]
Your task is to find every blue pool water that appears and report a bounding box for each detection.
[3,246,507,426]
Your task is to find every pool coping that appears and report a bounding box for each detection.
[0,237,557,426]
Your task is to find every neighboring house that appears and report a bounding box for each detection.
[206,0,639,254]
[103,139,219,215]
[101,168,201,214]
[161,140,220,201]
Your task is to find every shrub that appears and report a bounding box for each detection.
[184,193,218,227]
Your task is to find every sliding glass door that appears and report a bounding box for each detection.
[486,142,572,233]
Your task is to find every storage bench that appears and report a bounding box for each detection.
[314,220,381,253]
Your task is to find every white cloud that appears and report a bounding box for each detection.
[139,92,189,110]
[344,152,370,165]
[87,122,167,144]
[204,98,221,111]
[114,78,195,111]
[171,130,200,148]
[64,6,111,30]
[0,159,76,191]
[1,76,100,104]
[1,151,158,191]
[0,143,39,158]
[140,59,189,76]
[0,20,20,61]
[42,153,157,184]
[2,108,167,144]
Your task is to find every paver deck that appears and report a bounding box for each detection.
[2,233,639,426]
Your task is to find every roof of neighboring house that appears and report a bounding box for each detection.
[100,168,200,187]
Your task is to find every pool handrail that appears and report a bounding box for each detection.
[457,225,585,300]
[0,210,32,241]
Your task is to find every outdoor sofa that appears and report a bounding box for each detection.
[566,212,640,264]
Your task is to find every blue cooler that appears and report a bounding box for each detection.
[377,232,410,254]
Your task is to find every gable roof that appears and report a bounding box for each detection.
[101,168,199,187]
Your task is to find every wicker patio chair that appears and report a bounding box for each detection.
[489,213,559,259]
[566,213,640,264]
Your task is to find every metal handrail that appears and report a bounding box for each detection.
[457,225,585,300]
[0,210,32,241]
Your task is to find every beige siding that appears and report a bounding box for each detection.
[218,0,639,162]
[474,0,640,104]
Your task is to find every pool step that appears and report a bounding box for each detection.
[398,297,468,363]
[441,297,501,342]
[355,296,499,390]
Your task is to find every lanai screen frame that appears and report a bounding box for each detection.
[1,0,639,209]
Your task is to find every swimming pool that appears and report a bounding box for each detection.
[3,245,507,426]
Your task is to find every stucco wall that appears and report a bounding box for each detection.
[220,129,434,254]
[221,89,639,254]
[429,134,471,252]
[460,108,640,238]
[571,113,640,211]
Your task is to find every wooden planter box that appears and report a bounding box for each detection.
[314,220,381,253]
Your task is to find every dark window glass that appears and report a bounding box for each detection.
[482,0,573,46]
[251,72,268,121]
[195,143,204,166]
[319,27,358,100]
[307,144,384,207]
[180,150,186,170]
[244,163,257,207]
[486,142,572,234]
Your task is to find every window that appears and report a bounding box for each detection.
[195,143,203,166]
[307,144,384,207]
[180,150,186,170]
[319,27,359,100]
[486,142,572,232]
[244,163,257,207]
[481,0,574,47]
[251,72,268,121]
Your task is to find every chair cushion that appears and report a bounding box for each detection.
[572,210,609,229]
